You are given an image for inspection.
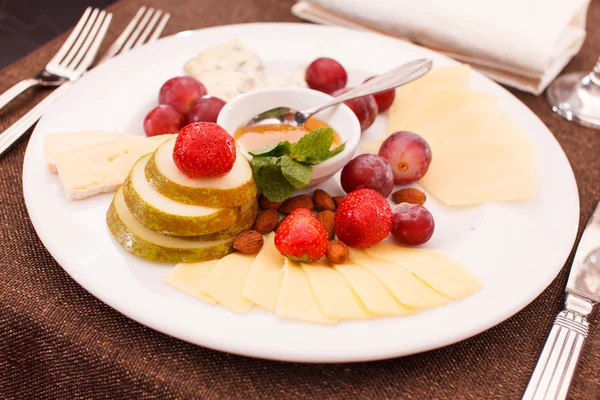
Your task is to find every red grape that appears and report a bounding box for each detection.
[379,131,432,184]
[305,57,348,94]
[159,76,207,115]
[364,76,395,112]
[186,96,226,124]
[340,154,394,197]
[391,203,435,245]
[143,105,184,137]
[331,88,378,131]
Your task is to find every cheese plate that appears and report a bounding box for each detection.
[23,23,578,362]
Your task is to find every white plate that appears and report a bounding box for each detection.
[23,23,579,363]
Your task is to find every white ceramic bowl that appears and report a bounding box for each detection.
[217,87,361,186]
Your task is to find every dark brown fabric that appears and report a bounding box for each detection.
[0,0,599,398]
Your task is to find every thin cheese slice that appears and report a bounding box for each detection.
[44,131,122,173]
[302,260,374,320]
[242,233,285,311]
[275,259,336,324]
[200,253,255,314]
[334,262,413,315]
[419,138,538,206]
[363,243,483,298]
[164,260,218,304]
[349,249,449,309]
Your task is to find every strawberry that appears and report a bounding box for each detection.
[335,188,392,248]
[274,208,328,262]
[173,122,236,178]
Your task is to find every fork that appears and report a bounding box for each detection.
[0,6,170,157]
[0,7,111,112]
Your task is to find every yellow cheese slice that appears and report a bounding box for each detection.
[242,233,285,311]
[275,259,336,324]
[387,65,471,136]
[348,249,449,308]
[200,253,255,314]
[419,138,538,206]
[363,243,483,299]
[302,260,374,320]
[164,260,218,304]
[334,262,413,315]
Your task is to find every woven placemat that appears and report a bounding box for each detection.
[1,0,599,398]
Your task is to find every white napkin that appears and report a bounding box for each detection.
[292,0,590,94]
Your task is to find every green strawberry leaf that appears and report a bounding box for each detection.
[280,155,313,189]
[249,141,292,157]
[290,127,334,164]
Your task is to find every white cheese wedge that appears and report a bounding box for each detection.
[200,252,255,314]
[275,259,336,325]
[254,67,308,89]
[184,39,265,100]
[334,262,413,315]
[164,260,219,304]
[349,248,449,309]
[54,135,175,200]
[302,260,374,320]
[363,242,483,299]
[419,138,538,206]
[242,233,285,311]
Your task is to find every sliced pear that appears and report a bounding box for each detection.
[107,187,235,263]
[145,138,257,208]
[194,197,258,241]
[123,155,238,236]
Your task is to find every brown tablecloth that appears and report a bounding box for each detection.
[1,0,599,398]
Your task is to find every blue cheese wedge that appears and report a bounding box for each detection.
[184,40,265,100]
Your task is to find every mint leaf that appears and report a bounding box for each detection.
[290,127,334,164]
[321,142,346,162]
[250,156,295,202]
[280,155,312,189]
[249,141,292,157]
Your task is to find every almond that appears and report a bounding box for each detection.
[333,196,345,209]
[279,195,314,214]
[233,230,264,254]
[391,188,426,205]
[258,193,282,210]
[326,240,349,264]
[313,189,335,211]
[253,209,279,234]
[316,210,335,239]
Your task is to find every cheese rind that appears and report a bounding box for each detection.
[242,234,285,311]
[275,260,337,324]
[200,252,255,314]
[164,260,218,304]
[363,243,483,299]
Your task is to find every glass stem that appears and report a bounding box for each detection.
[591,57,600,85]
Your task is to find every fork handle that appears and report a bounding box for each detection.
[0,79,40,111]
[522,294,593,400]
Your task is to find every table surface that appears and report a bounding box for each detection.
[1,0,599,398]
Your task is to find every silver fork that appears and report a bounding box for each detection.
[0,6,170,157]
[0,7,112,111]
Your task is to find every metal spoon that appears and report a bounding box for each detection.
[245,59,433,128]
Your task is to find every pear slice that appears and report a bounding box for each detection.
[194,197,258,241]
[107,187,235,263]
[145,138,257,208]
[123,155,238,236]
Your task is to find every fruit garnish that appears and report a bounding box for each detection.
[249,127,345,202]
[379,131,432,184]
[159,76,207,115]
[186,96,226,124]
[391,203,435,245]
[173,122,236,178]
[331,88,378,131]
[335,188,392,248]
[143,105,184,137]
[364,76,395,112]
[340,154,394,197]
[305,57,348,94]
[275,208,329,262]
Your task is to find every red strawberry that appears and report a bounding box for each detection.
[173,122,236,178]
[335,188,392,248]
[275,208,329,262]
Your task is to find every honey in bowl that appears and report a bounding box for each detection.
[234,117,342,152]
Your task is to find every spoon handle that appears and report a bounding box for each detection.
[303,59,433,120]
